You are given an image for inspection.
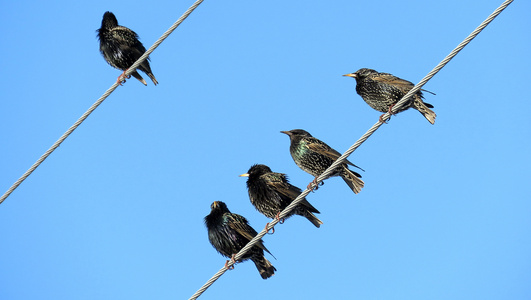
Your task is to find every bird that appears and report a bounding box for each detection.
[343,68,435,124]
[204,201,276,279]
[97,11,158,86]
[281,129,365,194]
[240,164,323,228]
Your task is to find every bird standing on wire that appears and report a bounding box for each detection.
[240,164,323,228]
[343,68,435,124]
[97,11,158,86]
[281,129,365,194]
[204,201,276,279]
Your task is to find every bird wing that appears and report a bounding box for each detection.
[263,173,301,200]
[227,214,273,256]
[306,138,364,171]
[371,73,415,90]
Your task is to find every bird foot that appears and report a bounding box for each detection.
[307,178,323,192]
[117,71,131,86]
[379,104,396,123]
[225,254,236,270]
[265,222,275,235]
[274,212,285,225]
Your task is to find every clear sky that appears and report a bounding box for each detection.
[1,1,529,299]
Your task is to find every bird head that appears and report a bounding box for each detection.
[281,129,312,139]
[342,68,377,81]
[210,201,229,212]
[100,11,119,30]
[240,164,272,179]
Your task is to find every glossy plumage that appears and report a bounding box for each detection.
[281,129,365,194]
[204,201,276,279]
[240,164,323,228]
[97,11,158,86]
[343,68,435,124]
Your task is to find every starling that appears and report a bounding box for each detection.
[97,11,158,86]
[204,201,276,279]
[343,68,435,124]
[240,164,323,228]
[281,129,365,194]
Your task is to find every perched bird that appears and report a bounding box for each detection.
[204,201,276,279]
[343,68,435,124]
[281,129,364,194]
[97,11,158,86]
[240,164,323,228]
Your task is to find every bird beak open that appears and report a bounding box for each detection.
[342,73,357,78]
[239,173,249,177]
[280,130,291,136]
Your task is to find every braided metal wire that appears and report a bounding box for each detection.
[0,0,205,205]
[188,0,514,298]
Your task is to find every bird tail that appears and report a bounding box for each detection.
[414,99,436,124]
[298,199,323,228]
[304,211,323,228]
[252,256,276,279]
[131,71,148,86]
[146,72,158,85]
[340,167,365,194]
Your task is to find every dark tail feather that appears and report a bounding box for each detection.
[414,99,436,124]
[252,256,276,279]
[340,167,365,194]
[146,72,158,85]
[131,71,147,86]
[299,199,320,214]
[304,211,323,228]
[297,199,322,228]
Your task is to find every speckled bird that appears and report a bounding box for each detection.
[343,68,435,124]
[204,201,276,279]
[97,11,158,86]
[240,164,323,228]
[281,129,365,194]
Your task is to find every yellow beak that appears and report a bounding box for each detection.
[239,173,249,177]
[342,73,357,78]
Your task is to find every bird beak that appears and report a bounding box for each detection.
[280,130,291,136]
[342,73,357,78]
[211,201,219,209]
[239,173,249,177]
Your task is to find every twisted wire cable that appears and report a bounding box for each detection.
[188,1,513,298]
[0,0,205,205]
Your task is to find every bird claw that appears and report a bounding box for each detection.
[274,212,285,225]
[117,71,131,85]
[380,104,396,123]
[265,222,275,235]
[225,254,236,270]
[379,114,390,124]
[307,178,323,192]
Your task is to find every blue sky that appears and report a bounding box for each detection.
[1,0,529,299]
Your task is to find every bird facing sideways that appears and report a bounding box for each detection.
[97,11,158,86]
[343,68,435,124]
[240,164,323,228]
[204,201,276,279]
[281,129,365,194]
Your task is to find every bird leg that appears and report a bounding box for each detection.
[274,212,285,224]
[117,70,131,85]
[264,222,275,234]
[307,178,324,192]
[379,104,396,123]
[225,254,236,270]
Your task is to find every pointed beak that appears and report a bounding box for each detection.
[280,130,291,136]
[239,173,249,177]
[342,73,357,78]
[211,201,219,209]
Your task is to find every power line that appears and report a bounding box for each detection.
[188,0,514,298]
[0,0,205,205]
